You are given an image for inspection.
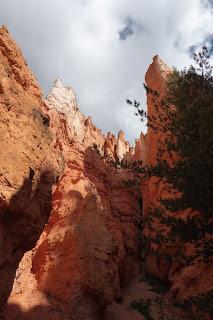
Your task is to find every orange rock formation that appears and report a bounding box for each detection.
[0,25,64,312]
[140,55,213,303]
[0,26,211,320]
[0,26,141,320]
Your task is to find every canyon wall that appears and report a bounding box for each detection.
[0,26,142,320]
[0,25,64,311]
[140,55,212,303]
[0,26,211,320]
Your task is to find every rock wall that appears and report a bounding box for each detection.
[1,25,211,320]
[0,25,64,311]
[0,27,142,320]
[140,55,213,303]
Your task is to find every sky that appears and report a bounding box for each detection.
[0,0,213,144]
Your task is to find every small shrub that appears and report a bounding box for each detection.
[140,272,170,294]
[130,299,153,320]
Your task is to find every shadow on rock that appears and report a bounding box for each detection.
[0,168,58,313]
[3,302,73,320]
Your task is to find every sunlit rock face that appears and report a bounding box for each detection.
[0,25,64,311]
[45,78,130,159]
[140,55,173,221]
[1,27,142,320]
[140,55,213,302]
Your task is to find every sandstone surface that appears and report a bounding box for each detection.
[0,25,64,313]
[0,27,142,320]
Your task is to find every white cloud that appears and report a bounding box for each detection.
[0,0,212,144]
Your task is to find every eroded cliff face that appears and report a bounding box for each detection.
[0,27,142,320]
[103,55,212,320]
[140,55,213,302]
[0,25,64,311]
